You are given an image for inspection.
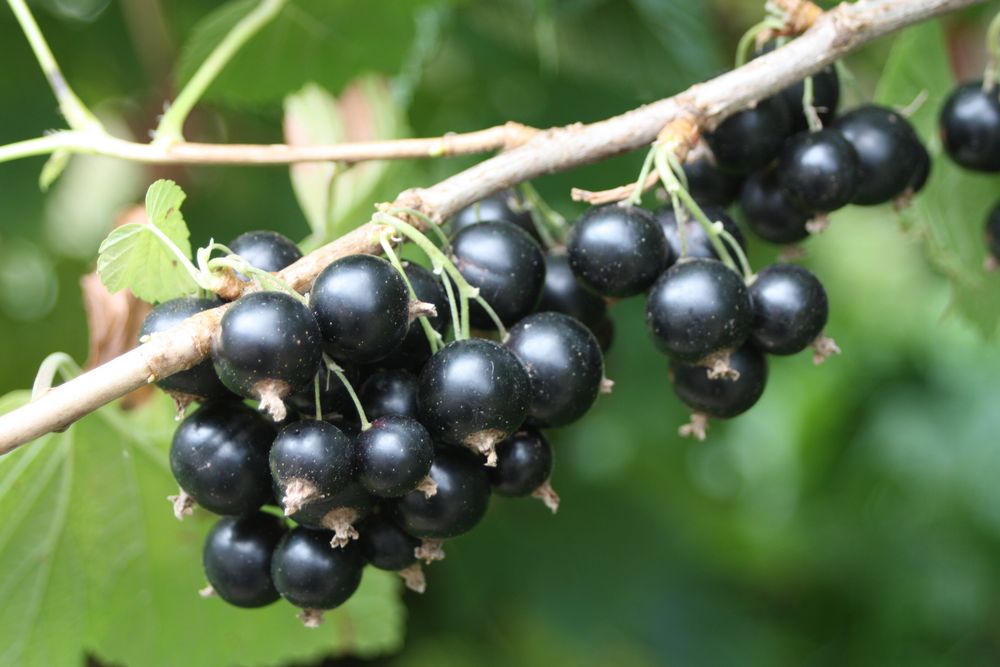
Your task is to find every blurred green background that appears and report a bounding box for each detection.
[2,1,1000,665]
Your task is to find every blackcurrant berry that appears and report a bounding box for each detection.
[355,416,434,497]
[755,42,840,132]
[490,430,553,497]
[285,364,357,420]
[451,189,539,241]
[835,105,922,205]
[654,203,746,261]
[390,445,491,539]
[566,204,670,297]
[310,255,410,363]
[271,527,364,610]
[749,263,829,355]
[229,231,303,273]
[358,513,420,571]
[777,129,859,212]
[418,339,530,462]
[140,297,231,400]
[212,291,322,420]
[538,252,607,331]
[646,258,752,362]
[670,343,768,418]
[378,263,449,370]
[682,155,744,207]
[284,480,375,547]
[504,312,604,427]
[908,141,932,194]
[203,511,286,608]
[170,400,275,515]
[360,368,419,420]
[739,169,811,244]
[985,201,1000,262]
[704,96,792,173]
[451,220,545,329]
[270,420,354,515]
[939,82,1000,172]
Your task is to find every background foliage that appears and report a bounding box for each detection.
[1,0,999,665]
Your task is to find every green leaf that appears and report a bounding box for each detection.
[96,179,199,304]
[876,21,1000,336]
[38,150,70,192]
[0,392,405,667]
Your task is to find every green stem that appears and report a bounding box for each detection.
[625,147,657,207]
[31,352,82,399]
[312,374,322,422]
[207,255,307,303]
[802,76,823,131]
[719,229,752,279]
[145,223,212,291]
[519,182,568,245]
[734,17,783,68]
[379,231,442,354]
[7,0,104,133]
[323,355,369,430]
[387,207,450,247]
[154,0,288,145]
[984,11,1000,92]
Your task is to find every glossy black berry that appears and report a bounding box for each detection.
[748,263,828,355]
[682,155,743,207]
[939,82,1000,172]
[140,297,231,400]
[271,527,364,610]
[358,513,419,571]
[505,312,604,427]
[704,96,792,173]
[212,291,322,415]
[170,401,276,515]
[645,258,752,362]
[451,189,539,241]
[654,203,746,261]
[360,369,419,420]
[355,416,434,497]
[908,141,932,194]
[418,339,530,453]
[270,420,354,514]
[229,231,303,273]
[739,169,811,244]
[986,201,1000,261]
[538,252,607,331]
[378,264,450,370]
[286,364,357,420]
[756,42,840,132]
[777,129,859,212]
[285,480,375,531]
[451,221,545,329]
[390,445,491,539]
[567,204,670,297]
[835,105,922,205]
[671,343,768,418]
[203,511,286,608]
[311,255,410,363]
[490,430,553,497]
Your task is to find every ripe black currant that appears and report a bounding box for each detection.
[704,96,792,173]
[212,291,322,420]
[355,416,434,498]
[504,312,604,427]
[451,220,545,329]
[451,189,539,241]
[140,297,231,400]
[835,105,923,205]
[538,252,607,331]
[490,430,553,497]
[985,201,1000,262]
[229,230,303,273]
[682,155,744,207]
[378,263,449,370]
[939,82,1000,172]
[284,480,375,547]
[170,400,275,515]
[645,258,752,362]
[310,254,410,363]
[670,343,768,418]
[655,203,746,261]
[358,513,420,572]
[203,511,286,608]
[908,141,932,194]
[755,42,840,132]
[777,129,860,212]
[390,445,491,539]
[270,420,354,515]
[285,364,357,420]
[566,204,670,297]
[418,338,530,462]
[748,263,829,355]
[739,169,811,244]
[271,527,364,611]
[360,368,419,420]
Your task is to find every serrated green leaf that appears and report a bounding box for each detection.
[876,21,1000,337]
[38,150,70,192]
[96,179,199,304]
[0,392,405,666]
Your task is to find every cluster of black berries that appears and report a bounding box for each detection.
[144,195,610,625]
[938,79,1000,267]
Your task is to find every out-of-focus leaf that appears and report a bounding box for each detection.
[0,391,405,667]
[176,0,443,107]
[96,179,198,304]
[876,21,1000,337]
